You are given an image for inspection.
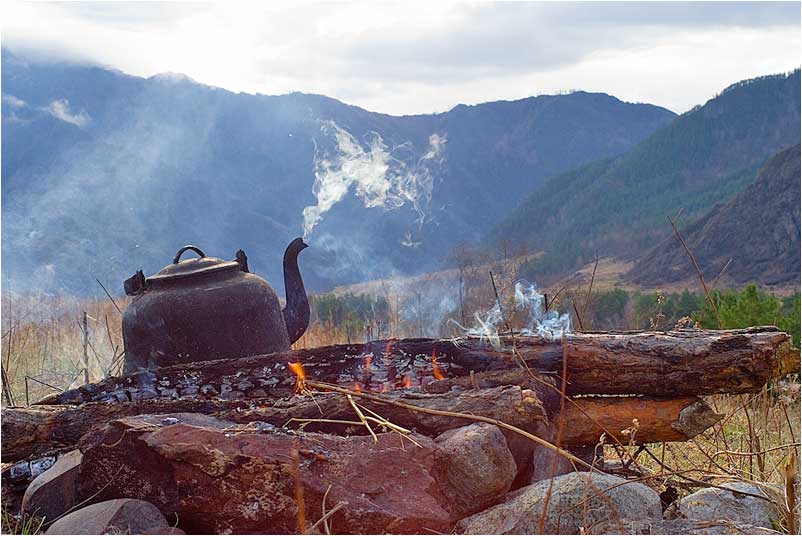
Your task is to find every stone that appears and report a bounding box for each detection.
[434,423,517,516]
[457,472,662,534]
[589,518,777,534]
[45,498,171,535]
[22,450,83,522]
[679,481,781,529]
[76,414,470,534]
[531,444,596,483]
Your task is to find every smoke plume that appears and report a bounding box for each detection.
[302,121,446,240]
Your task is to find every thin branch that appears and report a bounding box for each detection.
[667,215,722,328]
[580,256,600,328]
[96,278,123,316]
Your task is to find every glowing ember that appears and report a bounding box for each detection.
[403,374,411,388]
[288,362,306,393]
[354,381,362,393]
[432,349,445,381]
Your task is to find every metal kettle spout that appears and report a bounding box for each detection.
[282,237,310,344]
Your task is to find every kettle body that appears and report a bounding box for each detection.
[121,240,308,374]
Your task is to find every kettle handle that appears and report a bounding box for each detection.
[173,245,206,264]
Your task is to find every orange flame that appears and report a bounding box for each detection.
[288,362,306,393]
[432,349,445,381]
[353,381,362,393]
[403,374,411,389]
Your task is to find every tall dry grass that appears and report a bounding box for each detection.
[1,293,128,405]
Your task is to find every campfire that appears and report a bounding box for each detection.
[2,327,796,534]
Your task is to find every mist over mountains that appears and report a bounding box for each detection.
[1,50,675,296]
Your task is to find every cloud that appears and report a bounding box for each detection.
[2,93,26,108]
[42,99,91,127]
[1,2,799,115]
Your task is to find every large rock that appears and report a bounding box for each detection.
[45,498,171,535]
[679,482,781,529]
[434,423,517,516]
[531,443,596,483]
[76,414,472,534]
[589,518,777,534]
[457,472,662,534]
[22,450,83,522]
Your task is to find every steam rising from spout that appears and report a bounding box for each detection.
[302,121,446,240]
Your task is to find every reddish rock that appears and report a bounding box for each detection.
[22,450,83,522]
[45,498,170,535]
[77,415,459,534]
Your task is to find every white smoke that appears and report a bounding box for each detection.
[514,279,571,338]
[302,121,446,240]
[43,99,91,127]
[449,279,571,347]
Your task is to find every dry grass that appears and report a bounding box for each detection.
[600,387,801,532]
[1,293,128,405]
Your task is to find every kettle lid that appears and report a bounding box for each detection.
[147,245,239,284]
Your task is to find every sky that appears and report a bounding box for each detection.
[1,1,800,115]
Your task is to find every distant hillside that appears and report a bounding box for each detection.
[489,70,801,282]
[0,49,674,295]
[630,144,801,287]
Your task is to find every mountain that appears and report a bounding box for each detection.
[488,70,801,281]
[629,144,801,287]
[0,49,675,295]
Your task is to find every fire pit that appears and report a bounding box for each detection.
[2,327,795,534]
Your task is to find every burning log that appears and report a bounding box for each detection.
[35,327,789,407]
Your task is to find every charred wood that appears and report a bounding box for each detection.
[35,327,789,407]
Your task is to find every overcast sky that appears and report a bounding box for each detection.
[2,1,800,115]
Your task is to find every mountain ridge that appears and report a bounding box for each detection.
[489,69,801,283]
[629,143,801,287]
[1,49,676,295]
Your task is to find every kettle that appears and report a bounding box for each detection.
[121,238,309,374]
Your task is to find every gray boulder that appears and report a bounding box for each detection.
[22,450,83,522]
[679,482,781,529]
[457,471,662,534]
[435,423,518,515]
[45,498,172,535]
[590,518,777,534]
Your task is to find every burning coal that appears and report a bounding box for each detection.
[302,121,446,241]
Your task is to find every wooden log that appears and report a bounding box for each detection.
[1,386,547,462]
[558,396,724,446]
[2,385,723,462]
[36,327,788,405]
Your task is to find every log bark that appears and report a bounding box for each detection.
[35,327,789,407]
[1,386,547,462]
[2,386,722,462]
[558,396,724,446]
